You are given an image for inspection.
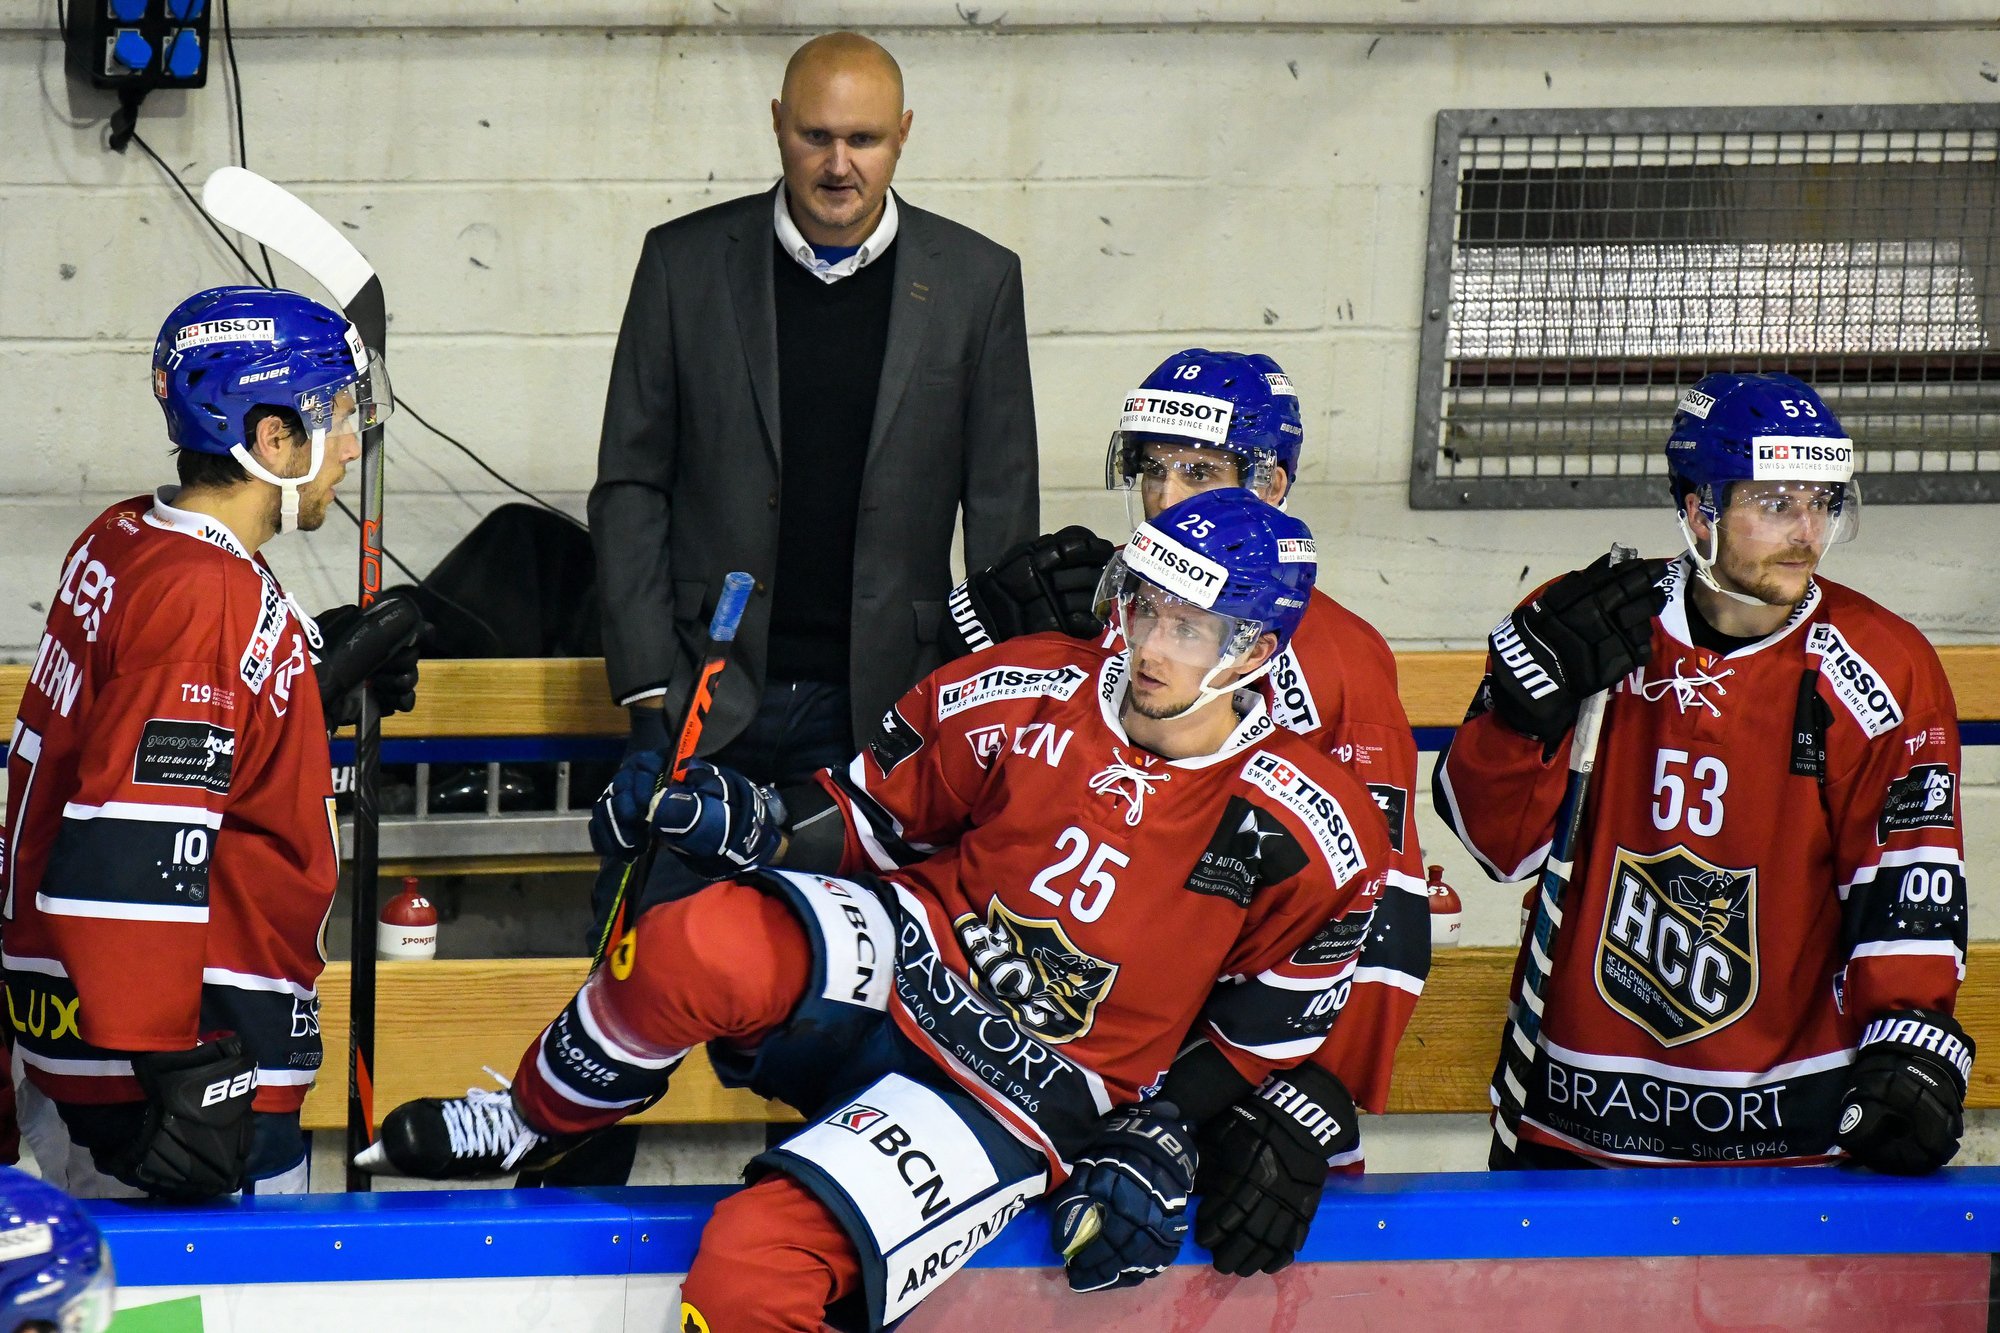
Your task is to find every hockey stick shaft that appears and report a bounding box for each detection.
[199,167,391,1190]
[592,572,756,968]
[1489,542,1635,1163]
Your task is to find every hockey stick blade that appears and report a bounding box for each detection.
[201,167,376,310]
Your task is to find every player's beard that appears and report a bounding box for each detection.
[1127,682,1201,720]
[1715,539,1820,608]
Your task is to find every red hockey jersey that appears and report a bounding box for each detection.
[820,633,1388,1165]
[1437,558,1965,1164]
[3,492,338,1113]
[1268,591,1430,1120]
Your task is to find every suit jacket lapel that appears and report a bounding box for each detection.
[867,205,937,465]
[728,189,782,467]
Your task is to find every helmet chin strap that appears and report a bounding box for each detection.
[1676,512,1778,607]
[231,427,326,537]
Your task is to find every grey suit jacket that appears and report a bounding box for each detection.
[588,186,1039,747]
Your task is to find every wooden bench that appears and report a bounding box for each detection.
[5,645,1994,739]
[299,944,2000,1130]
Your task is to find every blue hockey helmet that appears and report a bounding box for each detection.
[1104,349,1304,523]
[1095,488,1316,715]
[152,285,390,531]
[0,1166,114,1332]
[1665,373,1860,597]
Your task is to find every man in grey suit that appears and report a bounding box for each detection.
[590,31,1037,789]
[531,30,1036,1188]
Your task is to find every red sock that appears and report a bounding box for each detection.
[514,879,812,1136]
[679,1173,863,1333]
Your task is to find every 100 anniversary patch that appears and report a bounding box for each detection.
[133,719,235,794]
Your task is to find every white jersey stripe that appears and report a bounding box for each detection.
[36,893,206,924]
[61,800,222,829]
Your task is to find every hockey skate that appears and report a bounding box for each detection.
[354,1069,575,1179]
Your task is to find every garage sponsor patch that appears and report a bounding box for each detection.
[133,719,235,794]
[1878,763,1956,843]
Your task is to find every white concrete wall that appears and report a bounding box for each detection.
[5,2,1999,1166]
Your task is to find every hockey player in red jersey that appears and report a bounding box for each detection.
[945,347,1428,1274]
[362,489,1390,1330]
[1436,372,1970,1172]
[2,286,418,1198]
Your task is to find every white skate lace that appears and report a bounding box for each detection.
[1638,661,1735,717]
[445,1068,543,1170]
[1087,749,1168,826]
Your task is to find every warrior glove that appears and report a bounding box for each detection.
[1196,1065,1359,1276]
[942,526,1115,660]
[1050,1100,1197,1293]
[1836,1009,1975,1176]
[648,758,787,878]
[105,1039,259,1201]
[314,594,423,729]
[588,747,666,859]
[1487,554,1669,746]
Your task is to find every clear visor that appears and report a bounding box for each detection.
[1708,478,1861,557]
[294,359,392,448]
[1092,553,1266,670]
[1103,433,1271,527]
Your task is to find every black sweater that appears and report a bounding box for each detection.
[767,238,898,684]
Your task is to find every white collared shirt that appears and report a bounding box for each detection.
[772,183,899,284]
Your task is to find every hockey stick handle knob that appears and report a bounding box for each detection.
[709,572,755,644]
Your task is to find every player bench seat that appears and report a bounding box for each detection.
[299,944,2000,1131]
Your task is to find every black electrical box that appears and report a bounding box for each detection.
[65,0,213,92]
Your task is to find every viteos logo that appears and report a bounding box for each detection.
[174,318,277,350]
[1118,388,1234,444]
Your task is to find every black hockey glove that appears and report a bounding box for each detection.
[1050,1100,1197,1293]
[1487,554,1669,746]
[1195,1065,1359,1276]
[648,758,788,878]
[941,526,1115,660]
[314,594,424,729]
[1836,1009,1974,1176]
[105,1038,259,1201]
